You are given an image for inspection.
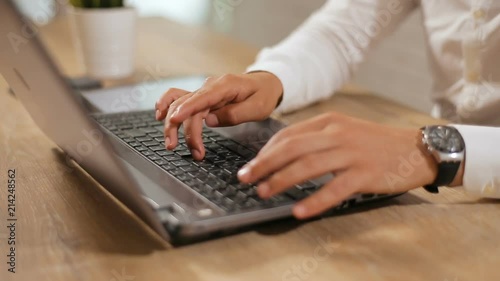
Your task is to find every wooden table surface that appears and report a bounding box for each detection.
[1,16,499,281]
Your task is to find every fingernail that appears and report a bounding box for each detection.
[293,205,308,218]
[205,113,219,127]
[155,109,161,120]
[258,183,270,197]
[237,166,251,180]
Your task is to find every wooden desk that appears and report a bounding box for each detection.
[1,17,499,281]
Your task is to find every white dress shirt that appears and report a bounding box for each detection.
[246,0,500,197]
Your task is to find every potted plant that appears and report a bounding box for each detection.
[69,0,137,79]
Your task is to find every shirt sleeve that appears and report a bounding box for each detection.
[452,125,500,198]
[246,0,417,114]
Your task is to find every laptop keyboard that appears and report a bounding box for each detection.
[92,110,321,212]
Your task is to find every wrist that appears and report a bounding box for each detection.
[248,71,283,108]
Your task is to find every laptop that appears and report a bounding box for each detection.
[0,0,402,243]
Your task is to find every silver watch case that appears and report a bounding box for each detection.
[420,125,465,164]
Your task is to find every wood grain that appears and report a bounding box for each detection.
[1,16,498,281]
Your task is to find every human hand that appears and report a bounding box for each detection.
[155,72,283,160]
[237,112,440,219]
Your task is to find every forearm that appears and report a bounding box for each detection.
[247,0,417,114]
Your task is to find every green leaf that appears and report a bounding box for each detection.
[69,0,123,8]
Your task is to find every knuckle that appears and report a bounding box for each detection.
[326,112,338,121]
[326,125,341,138]
[169,98,184,110]
[273,130,289,143]
[165,88,184,98]
[204,76,215,84]
[219,73,238,84]
[280,138,295,150]
[317,112,332,122]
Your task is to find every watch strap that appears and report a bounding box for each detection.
[423,161,460,193]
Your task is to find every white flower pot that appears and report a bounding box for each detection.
[70,7,137,79]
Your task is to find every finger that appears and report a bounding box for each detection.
[164,94,192,149]
[170,74,256,124]
[293,173,359,219]
[238,131,339,183]
[259,112,338,155]
[183,111,208,161]
[156,88,190,120]
[256,150,351,198]
[206,92,268,127]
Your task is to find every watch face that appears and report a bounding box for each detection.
[427,126,465,153]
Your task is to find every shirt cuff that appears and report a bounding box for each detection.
[452,124,500,198]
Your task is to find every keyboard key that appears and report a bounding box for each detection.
[176,174,192,182]
[169,169,184,177]
[285,188,308,200]
[157,150,175,156]
[206,144,223,151]
[161,164,176,171]
[142,128,158,134]
[177,151,192,157]
[123,129,147,138]
[128,141,142,147]
[154,159,169,166]
[188,171,210,181]
[242,198,261,209]
[141,150,155,157]
[180,165,197,173]
[164,155,182,161]
[136,136,153,142]
[270,194,293,204]
[135,146,148,152]
[210,135,226,142]
[147,155,162,161]
[232,191,248,202]
[172,160,190,167]
[297,181,318,190]
[143,141,160,147]
[149,132,164,138]
[150,146,166,152]
[147,121,163,127]
[117,124,133,130]
[220,198,237,211]
[221,185,237,196]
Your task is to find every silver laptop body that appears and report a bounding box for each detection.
[0,0,400,243]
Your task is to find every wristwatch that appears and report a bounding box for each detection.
[420,125,465,193]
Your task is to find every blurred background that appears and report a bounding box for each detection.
[16,0,433,113]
